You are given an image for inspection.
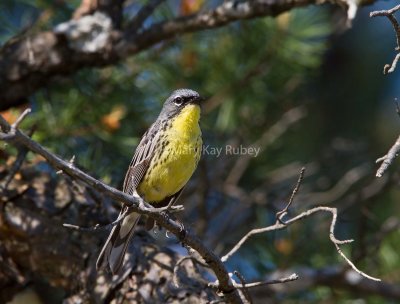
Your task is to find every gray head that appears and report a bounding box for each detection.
[159,89,203,119]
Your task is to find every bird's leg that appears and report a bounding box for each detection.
[160,211,186,240]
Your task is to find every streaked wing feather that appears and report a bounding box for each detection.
[123,159,150,195]
[122,120,162,194]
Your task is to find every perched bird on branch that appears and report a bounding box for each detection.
[96,89,203,274]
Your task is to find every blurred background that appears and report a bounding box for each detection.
[1,0,400,303]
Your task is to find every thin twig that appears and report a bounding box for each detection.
[57,155,76,174]
[164,194,180,212]
[209,273,299,289]
[63,207,130,231]
[276,167,305,223]
[370,4,400,48]
[370,4,400,74]
[236,273,298,288]
[2,126,36,190]
[370,4,400,18]
[0,109,33,190]
[11,108,32,129]
[234,271,252,304]
[221,206,380,282]
[375,134,400,177]
[384,53,400,74]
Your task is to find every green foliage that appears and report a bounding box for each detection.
[9,4,331,186]
[2,0,400,302]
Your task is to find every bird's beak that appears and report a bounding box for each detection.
[191,96,204,105]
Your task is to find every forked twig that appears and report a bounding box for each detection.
[1,125,36,190]
[221,168,380,282]
[276,167,305,223]
[370,4,400,74]
[222,206,379,281]
[376,134,400,177]
[12,108,32,129]
[234,271,252,304]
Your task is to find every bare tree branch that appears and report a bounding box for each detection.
[376,134,400,177]
[370,4,400,74]
[0,111,243,304]
[208,272,299,290]
[1,119,35,190]
[276,167,306,223]
[370,6,400,176]
[0,0,376,111]
[241,273,299,288]
[221,205,380,281]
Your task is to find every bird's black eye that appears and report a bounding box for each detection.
[174,96,184,106]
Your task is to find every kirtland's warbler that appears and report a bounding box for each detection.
[96,89,203,274]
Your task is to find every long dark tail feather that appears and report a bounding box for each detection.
[96,209,141,274]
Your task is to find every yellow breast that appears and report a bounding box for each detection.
[138,104,202,203]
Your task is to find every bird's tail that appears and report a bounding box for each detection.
[96,208,141,274]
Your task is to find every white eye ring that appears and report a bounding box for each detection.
[174,96,183,105]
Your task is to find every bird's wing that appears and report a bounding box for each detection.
[97,120,167,274]
[122,120,162,195]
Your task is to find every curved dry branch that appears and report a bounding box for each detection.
[370,4,400,74]
[221,208,380,282]
[0,111,242,304]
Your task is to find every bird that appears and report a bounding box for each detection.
[96,89,203,274]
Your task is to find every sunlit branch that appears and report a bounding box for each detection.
[370,4,400,74]
[0,110,242,304]
[376,134,400,177]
